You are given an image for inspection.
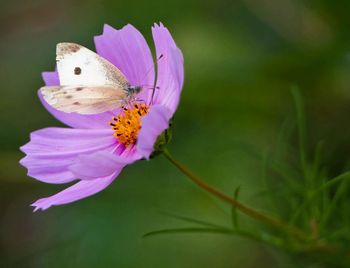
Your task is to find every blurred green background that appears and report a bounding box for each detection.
[1,0,350,267]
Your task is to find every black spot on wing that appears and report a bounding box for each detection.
[74,67,82,75]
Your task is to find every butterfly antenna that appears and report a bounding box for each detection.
[139,54,163,87]
[150,54,163,105]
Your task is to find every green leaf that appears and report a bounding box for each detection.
[274,110,296,161]
[158,211,227,229]
[143,227,236,238]
[321,177,349,228]
[143,227,285,249]
[231,186,241,229]
[291,86,308,181]
[310,141,324,189]
[143,227,264,243]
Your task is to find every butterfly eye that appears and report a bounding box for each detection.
[74,67,82,75]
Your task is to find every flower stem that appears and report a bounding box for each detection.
[162,149,306,241]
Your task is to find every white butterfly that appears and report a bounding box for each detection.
[40,43,142,114]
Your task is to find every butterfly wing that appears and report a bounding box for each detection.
[41,42,132,114]
[56,43,129,88]
[40,85,127,114]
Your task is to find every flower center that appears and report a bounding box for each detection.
[109,103,150,146]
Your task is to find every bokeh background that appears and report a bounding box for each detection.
[1,0,350,267]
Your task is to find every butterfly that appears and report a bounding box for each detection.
[40,43,143,114]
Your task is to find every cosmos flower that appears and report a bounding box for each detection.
[20,23,184,211]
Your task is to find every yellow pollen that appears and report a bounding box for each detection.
[109,103,150,146]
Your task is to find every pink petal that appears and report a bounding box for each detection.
[151,23,184,115]
[20,127,116,184]
[40,72,120,129]
[31,171,120,212]
[68,151,135,180]
[42,71,60,85]
[136,105,172,159]
[94,24,155,101]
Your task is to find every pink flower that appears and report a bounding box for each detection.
[20,23,184,211]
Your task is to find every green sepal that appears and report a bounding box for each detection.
[150,121,173,159]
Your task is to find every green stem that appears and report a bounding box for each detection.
[162,149,306,241]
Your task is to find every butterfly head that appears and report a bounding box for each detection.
[127,86,142,96]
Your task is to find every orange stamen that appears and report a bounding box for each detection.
[109,104,149,146]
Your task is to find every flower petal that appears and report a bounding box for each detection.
[94,24,155,101]
[40,72,120,129]
[42,71,60,85]
[31,171,119,212]
[136,105,172,159]
[152,23,184,114]
[68,151,133,180]
[20,127,116,184]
